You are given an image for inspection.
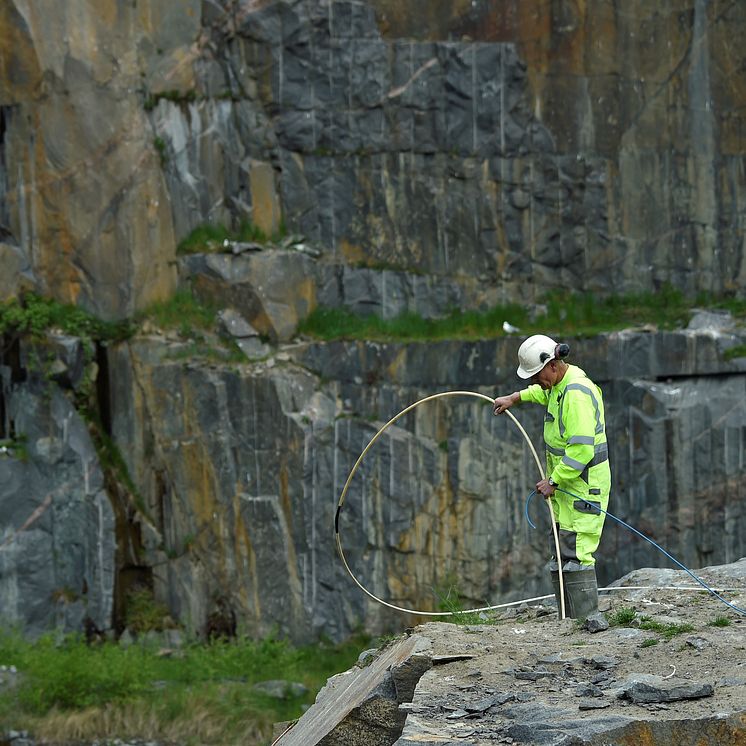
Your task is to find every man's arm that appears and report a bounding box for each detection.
[493,384,548,415]
[521,384,550,405]
[493,391,520,415]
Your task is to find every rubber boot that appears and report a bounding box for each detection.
[550,564,598,620]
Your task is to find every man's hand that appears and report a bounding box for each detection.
[536,478,556,498]
[493,392,520,415]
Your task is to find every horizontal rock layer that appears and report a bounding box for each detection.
[2,1,746,315]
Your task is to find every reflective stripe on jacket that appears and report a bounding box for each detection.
[520,364,611,502]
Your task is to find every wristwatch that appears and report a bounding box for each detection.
[548,476,558,488]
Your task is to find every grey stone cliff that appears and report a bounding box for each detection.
[2,1,746,316]
[0,313,744,645]
[1,0,746,649]
[0,361,114,636]
[100,324,745,642]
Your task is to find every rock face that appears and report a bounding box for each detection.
[101,325,746,642]
[0,0,179,318]
[180,251,317,342]
[1,320,745,642]
[2,0,746,643]
[0,369,115,636]
[281,567,746,745]
[2,1,746,316]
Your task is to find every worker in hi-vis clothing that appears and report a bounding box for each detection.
[492,334,611,619]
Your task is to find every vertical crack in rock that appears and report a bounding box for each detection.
[89,341,150,633]
[0,106,10,241]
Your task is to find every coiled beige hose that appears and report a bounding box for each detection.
[334,391,567,619]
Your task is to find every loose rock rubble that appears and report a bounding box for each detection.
[281,562,746,745]
[391,584,746,744]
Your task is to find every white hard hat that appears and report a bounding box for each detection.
[516,334,558,379]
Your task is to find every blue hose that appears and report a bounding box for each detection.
[524,487,746,616]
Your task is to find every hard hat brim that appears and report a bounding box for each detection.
[516,360,549,379]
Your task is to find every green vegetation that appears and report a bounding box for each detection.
[0,294,133,343]
[299,285,746,342]
[694,293,746,318]
[300,305,524,342]
[0,295,133,425]
[164,337,246,364]
[434,578,496,625]
[153,136,167,166]
[607,607,695,640]
[708,615,732,628]
[139,289,219,333]
[124,587,173,634]
[138,290,246,363]
[177,220,286,255]
[4,283,743,365]
[0,435,28,461]
[640,638,659,648]
[0,628,369,745]
[638,616,695,640]
[608,607,637,626]
[724,343,746,361]
[0,289,244,366]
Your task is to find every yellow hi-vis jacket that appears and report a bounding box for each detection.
[520,364,611,509]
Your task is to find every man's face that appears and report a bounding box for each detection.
[531,362,555,389]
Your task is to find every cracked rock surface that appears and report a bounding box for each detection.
[393,581,746,745]
[284,562,746,745]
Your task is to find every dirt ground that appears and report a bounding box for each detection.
[395,563,746,744]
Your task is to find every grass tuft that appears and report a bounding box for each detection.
[724,343,746,361]
[434,581,495,625]
[608,607,637,626]
[124,587,173,634]
[176,220,286,255]
[139,289,219,332]
[638,616,695,640]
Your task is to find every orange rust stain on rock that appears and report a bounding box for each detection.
[232,489,261,619]
[181,442,220,527]
[339,238,367,264]
[392,443,477,610]
[279,462,295,536]
[385,348,408,381]
[55,228,83,304]
[0,2,43,100]
[617,724,656,745]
